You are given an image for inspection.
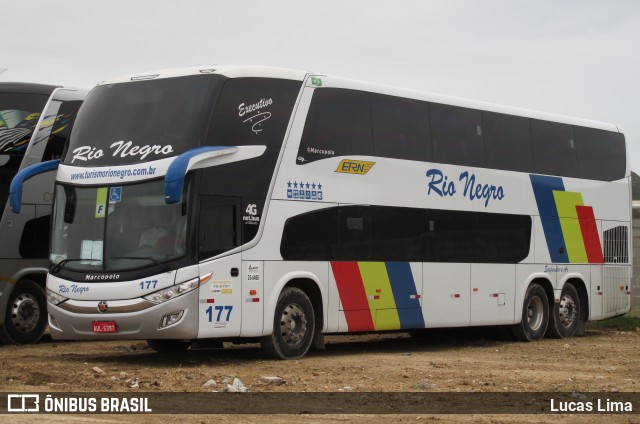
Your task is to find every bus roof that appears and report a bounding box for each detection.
[99,66,308,85]
[0,82,60,95]
[98,66,621,133]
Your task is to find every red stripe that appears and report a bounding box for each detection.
[331,262,374,331]
[576,206,604,263]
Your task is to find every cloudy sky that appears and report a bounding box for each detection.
[3,0,639,171]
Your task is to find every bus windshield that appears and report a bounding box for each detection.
[50,179,188,273]
[65,74,224,167]
[0,91,50,218]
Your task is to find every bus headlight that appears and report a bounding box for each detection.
[143,278,199,304]
[47,289,68,305]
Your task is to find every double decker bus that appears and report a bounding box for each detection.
[16,66,630,358]
[0,83,86,344]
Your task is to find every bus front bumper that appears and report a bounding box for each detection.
[47,288,199,340]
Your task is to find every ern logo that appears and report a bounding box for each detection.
[335,160,375,175]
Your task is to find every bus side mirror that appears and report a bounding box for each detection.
[9,159,61,213]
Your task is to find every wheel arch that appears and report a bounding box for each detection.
[263,271,326,336]
[0,268,48,327]
[515,273,554,325]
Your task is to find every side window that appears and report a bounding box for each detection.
[371,94,431,161]
[370,206,427,261]
[483,112,533,172]
[337,206,371,261]
[575,127,626,181]
[42,100,83,161]
[297,88,372,164]
[198,196,240,260]
[532,120,577,177]
[425,210,531,263]
[19,215,51,259]
[280,207,339,260]
[430,103,485,168]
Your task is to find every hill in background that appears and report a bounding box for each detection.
[633,171,640,200]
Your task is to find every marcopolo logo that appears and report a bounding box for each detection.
[335,159,375,175]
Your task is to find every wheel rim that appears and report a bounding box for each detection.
[558,295,577,328]
[10,293,40,333]
[279,302,308,346]
[526,296,544,331]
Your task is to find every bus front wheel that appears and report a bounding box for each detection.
[547,283,581,339]
[0,280,47,345]
[511,283,549,342]
[261,287,315,360]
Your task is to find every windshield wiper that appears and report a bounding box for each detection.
[109,256,170,273]
[51,258,101,274]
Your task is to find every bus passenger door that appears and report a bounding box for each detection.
[196,195,242,338]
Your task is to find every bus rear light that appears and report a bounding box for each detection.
[245,298,260,303]
[249,290,257,295]
[160,311,184,328]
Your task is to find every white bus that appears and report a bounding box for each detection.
[0,83,87,344]
[16,66,630,358]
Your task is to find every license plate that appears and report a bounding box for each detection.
[92,321,117,333]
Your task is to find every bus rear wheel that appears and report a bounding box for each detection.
[547,283,581,339]
[261,287,315,360]
[0,280,47,345]
[511,283,548,342]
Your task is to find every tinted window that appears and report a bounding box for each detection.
[297,88,372,164]
[483,112,533,172]
[41,100,83,161]
[575,127,626,181]
[67,75,223,166]
[281,206,531,263]
[198,196,240,260]
[338,206,371,260]
[430,103,485,167]
[0,91,49,220]
[531,120,577,177]
[19,215,51,259]
[371,94,431,161]
[425,210,530,263]
[370,206,427,261]
[280,207,339,260]
[207,78,301,148]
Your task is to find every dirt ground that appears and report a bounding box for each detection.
[0,326,638,423]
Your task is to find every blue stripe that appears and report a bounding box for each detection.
[529,174,569,263]
[385,262,425,329]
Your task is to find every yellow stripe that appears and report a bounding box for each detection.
[553,191,588,263]
[358,262,401,330]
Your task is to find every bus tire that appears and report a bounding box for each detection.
[261,287,315,360]
[511,283,548,342]
[0,280,47,345]
[146,339,191,353]
[547,283,581,339]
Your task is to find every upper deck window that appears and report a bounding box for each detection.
[532,120,578,177]
[430,103,485,168]
[297,88,373,164]
[371,93,431,162]
[575,126,626,181]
